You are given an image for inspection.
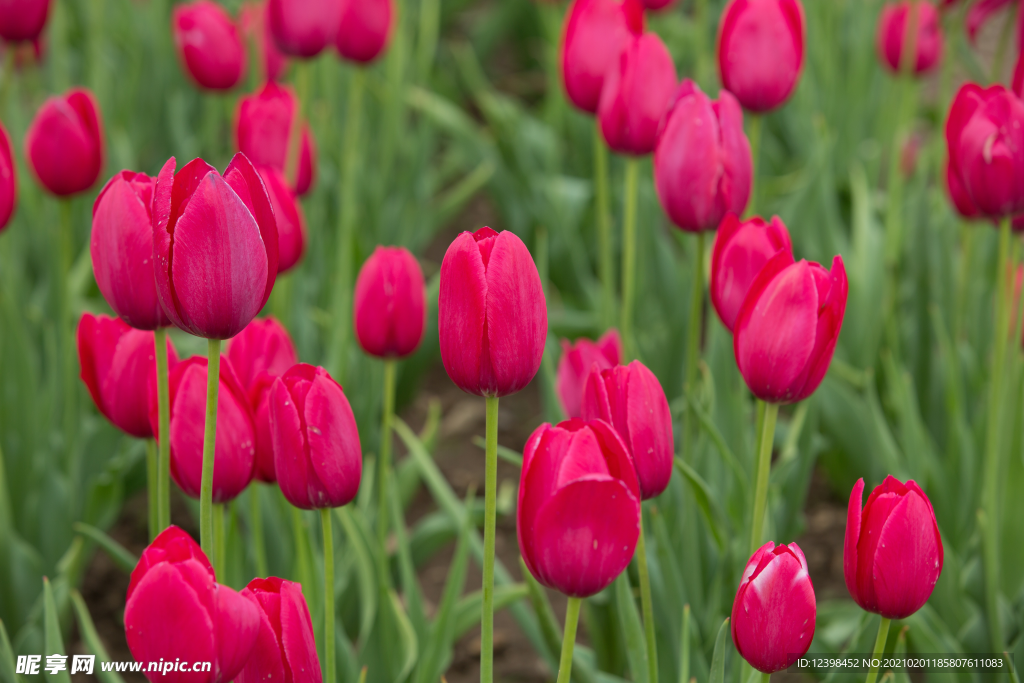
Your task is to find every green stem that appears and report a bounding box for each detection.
[596,125,614,331]
[746,115,762,218]
[213,502,225,579]
[749,401,779,555]
[864,617,891,683]
[761,673,771,683]
[555,597,582,683]
[682,233,705,463]
[621,159,639,357]
[481,395,499,683]
[417,0,440,81]
[250,483,268,577]
[199,339,222,561]
[291,505,315,606]
[322,507,336,683]
[954,224,975,342]
[678,604,690,683]
[693,0,710,87]
[377,359,397,551]
[636,516,658,683]
[146,439,157,542]
[154,328,171,530]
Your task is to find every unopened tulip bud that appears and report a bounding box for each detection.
[235,82,317,196]
[335,0,394,64]
[237,577,322,683]
[353,246,426,359]
[25,88,103,197]
[267,0,343,58]
[0,0,50,43]
[877,1,943,75]
[560,0,642,114]
[258,165,306,273]
[172,0,247,91]
[556,329,623,419]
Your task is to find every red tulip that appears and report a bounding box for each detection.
[598,31,678,156]
[237,577,321,683]
[78,313,178,439]
[335,0,394,64]
[25,88,103,197]
[517,418,641,597]
[240,1,288,82]
[270,364,362,509]
[258,165,306,273]
[235,82,317,196]
[731,541,816,674]
[733,251,848,403]
[653,80,751,232]
[267,0,343,58]
[581,360,673,500]
[152,154,278,340]
[556,329,623,419]
[717,0,805,112]
[560,0,643,115]
[710,213,793,332]
[172,0,247,91]
[0,0,50,43]
[844,476,943,619]
[125,526,260,683]
[876,1,943,75]
[353,246,426,359]
[438,227,547,398]
[0,120,15,233]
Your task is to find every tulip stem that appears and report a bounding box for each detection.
[555,597,582,683]
[213,502,225,579]
[636,516,658,683]
[250,483,268,577]
[377,359,397,553]
[749,401,779,555]
[321,507,336,683]
[154,328,171,531]
[621,159,639,357]
[481,395,499,683]
[678,604,690,683]
[146,439,157,542]
[864,617,891,683]
[761,673,771,683]
[746,114,762,217]
[682,232,705,463]
[199,338,222,562]
[595,125,615,331]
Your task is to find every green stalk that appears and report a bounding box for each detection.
[746,115,762,217]
[199,339,222,560]
[693,0,710,87]
[678,604,690,683]
[250,483,268,577]
[761,673,770,683]
[321,507,336,683]
[481,395,500,683]
[636,516,658,683]
[377,359,397,550]
[748,401,779,555]
[954,224,975,341]
[621,159,639,358]
[146,439,157,541]
[864,617,891,683]
[682,233,706,462]
[417,0,440,81]
[595,125,614,331]
[555,597,583,683]
[154,328,171,530]
[213,502,225,579]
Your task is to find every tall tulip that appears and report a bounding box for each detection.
[25,88,103,197]
[237,577,322,683]
[172,0,247,91]
[335,0,394,64]
[258,165,306,273]
[0,120,15,233]
[353,246,426,360]
[267,0,342,58]
[556,329,623,419]
[560,0,642,115]
[0,0,50,43]
[876,1,943,75]
[235,82,317,196]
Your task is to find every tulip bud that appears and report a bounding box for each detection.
[240,1,288,82]
[25,88,103,197]
[0,0,50,43]
[556,329,623,419]
[153,154,278,340]
[717,0,805,113]
[734,251,848,404]
[237,577,322,683]
[270,364,362,509]
[876,1,942,75]
[710,213,793,332]
[517,418,641,597]
[353,246,426,359]
[731,541,816,674]
[653,80,752,232]
[844,476,943,619]
[126,526,260,683]
[581,360,673,500]
[335,0,394,64]
[560,0,643,114]
[172,1,247,91]
[438,227,547,398]
[267,0,343,58]
[235,82,317,196]
[78,313,178,439]
[598,31,678,156]
[258,165,306,273]
[0,121,15,233]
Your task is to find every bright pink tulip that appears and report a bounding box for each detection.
[560,0,643,114]
[235,82,317,196]
[240,1,288,82]
[581,360,673,500]
[844,476,943,619]
[25,88,103,197]
[517,418,641,597]
[731,542,816,674]
[598,31,678,156]
[734,251,848,403]
[270,364,362,509]
[710,213,793,332]
[125,526,260,683]
[172,1,247,91]
[876,1,943,75]
[438,227,547,398]
[0,0,50,42]
[78,313,178,439]
[335,0,394,64]
[153,154,278,340]
[0,121,15,233]
[556,329,623,419]
[258,165,306,273]
[237,577,321,683]
[654,80,751,232]
[267,0,342,58]
[945,84,1024,219]
[353,246,426,359]
[717,0,805,112]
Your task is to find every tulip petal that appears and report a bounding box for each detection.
[212,584,261,681]
[869,491,943,619]
[843,478,864,603]
[224,153,279,307]
[271,376,315,508]
[279,581,322,683]
[304,371,361,508]
[438,232,488,395]
[237,594,286,683]
[623,362,673,499]
[790,255,847,402]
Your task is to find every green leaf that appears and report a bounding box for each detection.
[672,458,726,550]
[388,477,427,640]
[452,584,529,640]
[708,618,730,683]
[614,573,649,683]
[471,437,523,468]
[42,578,70,683]
[69,591,125,683]
[387,590,418,683]
[0,619,20,683]
[72,523,137,574]
[335,506,377,648]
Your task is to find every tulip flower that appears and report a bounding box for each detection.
[560,0,643,114]
[556,329,623,419]
[876,1,943,75]
[353,246,426,359]
[0,0,50,43]
[731,542,816,674]
[237,577,322,683]
[258,166,306,273]
[654,80,752,232]
[710,213,793,332]
[267,0,342,58]
[153,154,278,340]
[335,0,394,64]
[125,526,260,683]
[25,88,103,197]
[717,0,805,113]
[172,1,247,91]
[0,121,15,233]
[240,1,288,82]
[235,82,316,196]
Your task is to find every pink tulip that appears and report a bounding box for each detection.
[560,0,643,114]
[25,88,103,197]
[240,1,288,82]
[237,577,322,683]
[270,364,362,509]
[876,1,943,75]
[152,154,278,340]
[945,161,981,220]
[517,418,641,597]
[844,476,943,619]
[267,0,343,58]
[172,0,247,91]
[125,526,260,683]
[235,82,317,196]
[438,227,547,397]
[710,213,793,332]
[731,541,816,674]
[0,0,50,43]
[258,165,306,273]
[653,80,751,232]
[734,251,848,404]
[581,360,673,500]
[0,120,15,233]
[335,0,394,64]
[556,329,623,419]
[717,0,805,112]
[353,246,426,359]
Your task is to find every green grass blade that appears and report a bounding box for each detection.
[72,523,137,574]
[69,590,125,683]
[42,578,70,683]
[335,506,377,648]
[388,590,418,683]
[709,618,730,683]
[0,619,19,683]
[614,573,649,683]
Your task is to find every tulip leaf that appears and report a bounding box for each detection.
[335,506,377,649]
[687,396,749,493]
[522,558,598,683]
[452,584,529,640]
[708,618,730,683]
[388,590,418,683]
[1007,652,1021,683]
[0,618,19,683]
[388,478,427,640]
[42,578,70,683]
[614,573,649,683]
[68,590,124,683]
[72,523,137,574]
[472,437,523,468]
[672,458,726,551]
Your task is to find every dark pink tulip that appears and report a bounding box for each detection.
[945,161,981,220]
[731,542,816,674]
[581,360,673,500]
[710,213,793,332]
[78,313,178,439]
[172,0,247,91]
[438,227,547,398]
[844,476,943,619]
[598,31,678,156]
[0,120,15,233]
[270,364,362,509]
[258,165,306,273]
[353,246,426,359]
[335,0,394,64]
[560,0,643,114]
[240,1,288,82]
[556,329,623,419]
[25,88,103,197]
[734,251,848,404]
[654,80,751,232]
[517,418,641,597]
[0,0,50,43]
[126,526,260,683]
[267,0,343,58]
[237,577,321,683]
[153,154,278,340]
[876,1,943,75]
[235,82,317,196]
[717,0,805,112]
